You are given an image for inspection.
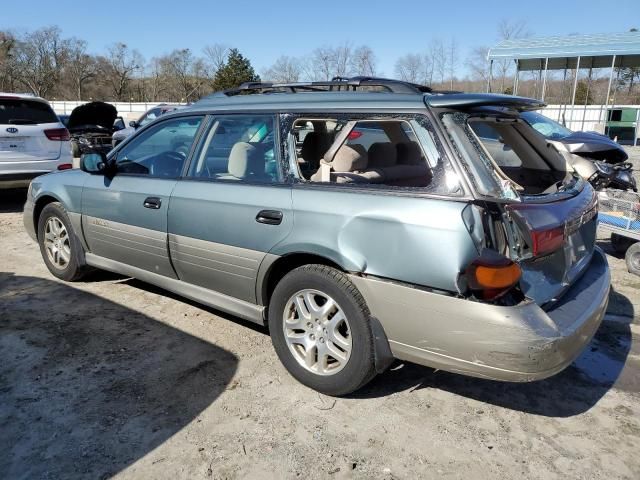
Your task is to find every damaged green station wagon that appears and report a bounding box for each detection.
[24,77,610,395]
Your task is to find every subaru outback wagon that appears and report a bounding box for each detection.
[24,77,610,395]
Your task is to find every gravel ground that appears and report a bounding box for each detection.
[1,160,640,479]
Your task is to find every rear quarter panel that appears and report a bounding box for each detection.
[283,186,477,292]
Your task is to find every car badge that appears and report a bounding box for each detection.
[6,127,19,134]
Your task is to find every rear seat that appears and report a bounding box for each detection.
[309,142,431,187]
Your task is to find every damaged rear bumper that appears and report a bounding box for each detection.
[349,247,610,382]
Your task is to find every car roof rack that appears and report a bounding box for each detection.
[216,76,433,97]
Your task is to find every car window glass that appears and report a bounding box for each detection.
[0,99,58,124]
[469,120,522,167]
[139,108,160,126]
[115,116,203,177]
[288,114,460,195]
[189,114,279,183]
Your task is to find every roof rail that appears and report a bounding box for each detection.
[217,76,432,96]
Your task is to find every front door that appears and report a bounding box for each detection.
[81,115,204,277]
[168,114,293,303]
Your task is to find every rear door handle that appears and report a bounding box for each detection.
[143,197,162,209]
[256,210,283,225]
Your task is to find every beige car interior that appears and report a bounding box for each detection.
[296,119,433,187]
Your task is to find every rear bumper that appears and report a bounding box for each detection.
[350,247,610,382]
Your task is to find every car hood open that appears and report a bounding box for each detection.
[67,102,118,132]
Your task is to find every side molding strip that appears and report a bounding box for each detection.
[85,252,265,325]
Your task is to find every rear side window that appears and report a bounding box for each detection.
[285,113,461,196]
[0,99,58,125]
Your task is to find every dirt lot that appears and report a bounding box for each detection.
[1,161,640,479]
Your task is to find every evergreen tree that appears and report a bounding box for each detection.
[212,48,260,91]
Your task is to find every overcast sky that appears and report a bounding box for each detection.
[2,0,638,77]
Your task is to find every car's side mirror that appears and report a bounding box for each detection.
[129,120,139,129]
[80,152,112,175]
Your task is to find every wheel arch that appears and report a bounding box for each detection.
[257,252,347,309]
[32,194,63,239]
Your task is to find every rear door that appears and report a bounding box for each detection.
[81,115,205,277]
[0,97,62,166]
[168,114,293,303]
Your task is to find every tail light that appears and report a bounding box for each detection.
[347,130,363,140]
[530,226,565,257]
[465,249,521,301]
[57,163,73,170]
[44,128,70,141]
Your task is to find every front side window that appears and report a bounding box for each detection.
[188,114,279,183]
[285,113,461,195]
[115,116,203,177]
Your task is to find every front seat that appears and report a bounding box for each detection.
[226,142,270,182]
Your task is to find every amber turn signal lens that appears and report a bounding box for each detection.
[473,263,521,289]
[465,249,522,300]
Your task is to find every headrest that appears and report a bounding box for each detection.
[396,142,423,165]
[332,144,368,172]
[228,142,264,178]
[368,142,397,168]
[300,132,318,160]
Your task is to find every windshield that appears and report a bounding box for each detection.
[521,111,572,140]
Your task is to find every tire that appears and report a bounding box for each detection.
[37,202,90,281]
[626,242,640,276]
[611,233,635,255]
[268,264,377,396]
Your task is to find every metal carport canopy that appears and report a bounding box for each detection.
[487,31,640,71]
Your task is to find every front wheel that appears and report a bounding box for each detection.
[268,264,377,396]
[37,202,89,281]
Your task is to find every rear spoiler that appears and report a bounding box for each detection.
[425,93,545,111]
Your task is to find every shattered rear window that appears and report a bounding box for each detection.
[441,112,518,199]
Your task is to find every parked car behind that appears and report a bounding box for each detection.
[1,93,72,189]
[111,104,183,148]
[521,111,628,164]
[24,77,610,396]
[67,101,118,157]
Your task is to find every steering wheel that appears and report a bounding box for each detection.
[149,150,186,177]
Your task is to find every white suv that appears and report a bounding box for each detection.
[0,93,73,189]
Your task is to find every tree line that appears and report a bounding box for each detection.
[1,23,638,105]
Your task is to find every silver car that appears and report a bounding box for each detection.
[23,77,610,395]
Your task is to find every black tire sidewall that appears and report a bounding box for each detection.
[626,243,640,276]
[268,265,375,396]
[37,203,84,281]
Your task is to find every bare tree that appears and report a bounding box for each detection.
[432,40,447,86]
[333,43,352,78]
[494,19,530,92]
[203,43,229,79]
[101,42,143,101]
[394,53,423,83]
[466,46,491,83]
[350,45,376,77]
[448,38,458,89]
[0,31,18,91]
[160,48,205,101]
[12,26,68,97]
[65,38,96,100]
[262,56,302,82]
[308,46,334,80]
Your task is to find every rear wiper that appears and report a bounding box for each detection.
[8,119,38,125]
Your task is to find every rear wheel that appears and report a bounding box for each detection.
[611,233,635,255]
[268,264,376,396]
[626,242,640,276]
[37,202,89,281]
